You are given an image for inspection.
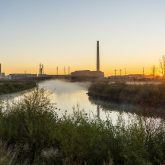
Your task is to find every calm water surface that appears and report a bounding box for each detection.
[39,80,126,121]
[0,80,156,122]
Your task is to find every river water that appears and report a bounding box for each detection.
[0,79,161,122]
[37,80,123,121]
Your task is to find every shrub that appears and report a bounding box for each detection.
[88,83,165,107]
[0,88,165,164]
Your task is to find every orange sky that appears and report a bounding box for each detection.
[1,1,165,76]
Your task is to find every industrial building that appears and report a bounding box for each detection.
[71,70,104,78]
[8,74,37,80]
[71,41,104,78]
[108,74,155,81]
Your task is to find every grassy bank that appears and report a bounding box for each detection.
[0,89,164,164]
[0,80,37,95]
[88,82,165,107]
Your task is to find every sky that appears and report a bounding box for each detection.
[1,0,165,76]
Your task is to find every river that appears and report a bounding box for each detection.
[0,79,161,122]
[38,79,127,121]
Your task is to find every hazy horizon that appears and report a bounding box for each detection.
[1,0,165,76]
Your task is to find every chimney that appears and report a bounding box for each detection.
[0,63,1,74]
[97,41,100,71]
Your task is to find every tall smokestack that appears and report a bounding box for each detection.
[0,63,1,74]
[97,41,100,71]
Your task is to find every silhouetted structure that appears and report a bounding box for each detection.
[68,66,70,75]
[160,55,165,78]
[97,41,100,71]
[125,68,127,75]
[38,63,48,77]
[70,41,104,79]
[56,66,59,75]
[64,67,66,75]
[143,67,145,76]
[71,70,104,78]
[152,65,156,78]
[8,74,37,80]
[109,74,151,81]
[114,69,117,76]
[39,64,44,75]
[120,69,122,76]
[0,63,5,79]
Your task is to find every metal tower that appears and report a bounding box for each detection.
[39,63,44,75]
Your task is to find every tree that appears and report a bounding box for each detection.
[159,55,165,78]
[151,65,156,78]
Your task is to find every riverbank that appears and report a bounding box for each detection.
[88,82,165,107]
[0,80,37,95]
[0,88,164,164]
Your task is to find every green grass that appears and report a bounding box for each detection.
[0,81,37,95]
[88,82,165,107]
[0,88,165,164]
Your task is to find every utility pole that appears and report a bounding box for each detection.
[125,68,127,75]
[56,66,58,75]
[143,67,145,76]
[120,69,122,76]
[114,69,117,76]
[64,67,66,75]
[68,66,70,75]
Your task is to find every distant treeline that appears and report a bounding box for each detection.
[88,82,165,107]
[0,81,37,95]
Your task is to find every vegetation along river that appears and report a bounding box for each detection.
[1,79,163,122]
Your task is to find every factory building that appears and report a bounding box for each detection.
[71,41,104,78]
[71,70,104,78]
[8,74,37,80]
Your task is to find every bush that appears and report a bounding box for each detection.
[0,88,165,164]
[88,83,165,107]
[0,81,37,95]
